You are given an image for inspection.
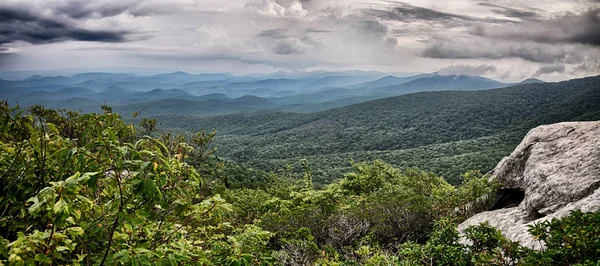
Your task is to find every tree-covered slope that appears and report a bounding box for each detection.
[4,101,599,265]
[155,76,600,185]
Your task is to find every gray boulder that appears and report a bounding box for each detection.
[458,121,600,248]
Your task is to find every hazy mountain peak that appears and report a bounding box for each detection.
[520,78,546,84]
[24,75,43,80]
[377,76,402,81]
[173,71,189,75]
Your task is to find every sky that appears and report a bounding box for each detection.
[0,0,599,82]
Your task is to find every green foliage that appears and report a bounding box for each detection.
[525,210,600,265]
[397,211,600,266]
[1,102,599,265]
[0,102,273,265]
[228,160,502,264]
[139,118,157,135]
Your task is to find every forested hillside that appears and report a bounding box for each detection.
[155,76,600,185]
[1,102,598,265]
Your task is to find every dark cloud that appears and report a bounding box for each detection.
[384,36,398,47]
[0,7,129,45]
[362,3,470,22]
[304,28,330,34]
[420,6,600,74]
[477,3,540,20]
[271,39,308,55]
[473,8,600,46]
[390,3,474,21]
[361,2,510,25]
[256,29,291,39]
[534,64,566,76]
[256,28,327,40]
[438,64,497,76]
[353,19,390,38]
[422,36,588,64]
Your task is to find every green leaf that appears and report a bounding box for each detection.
[66,227,85,237]
[27,196,43,214]
[54,199,69,215]
[45,123,59,135]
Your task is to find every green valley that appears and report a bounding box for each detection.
[152,76,600,185]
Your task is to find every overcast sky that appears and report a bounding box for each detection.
[0,0,599,81]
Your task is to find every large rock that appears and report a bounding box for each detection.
[458,121,600,248]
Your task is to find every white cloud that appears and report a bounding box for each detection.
[245,0,308,18]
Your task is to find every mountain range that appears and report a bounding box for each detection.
[0,71,543,117]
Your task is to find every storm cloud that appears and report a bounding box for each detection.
[0,0,598,81]
[361,2,510,25]
[473,8,600,46]
[477,3,540,21]
[418,2,600,78]
[422,37,589,64]
[534,64,566,76]
[0,6,128,44]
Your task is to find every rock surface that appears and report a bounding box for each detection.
[458,121,600,248]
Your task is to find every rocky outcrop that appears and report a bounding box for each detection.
[458,121,600,248]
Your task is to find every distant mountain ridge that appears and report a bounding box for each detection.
[0,70,563,117]
[519,78,545,84]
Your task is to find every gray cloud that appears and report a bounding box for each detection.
[574,61,600,75]
[0,7,129,45]
[422,35,600,75]
[422,37,586,63]
[473,8,600,46]
[0,0,598,80]
[53,1,132,19]
[256,28,292,38]
[534,64,566,76]
[438,64,497,76]
[51,0,187,19]
[362,3,471,22]
[351,19,390,39]
[421,5,600,75]
[271,38,309,54]
[477,3,540,20]
[361,2,510,26]
[256,28,324,55]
